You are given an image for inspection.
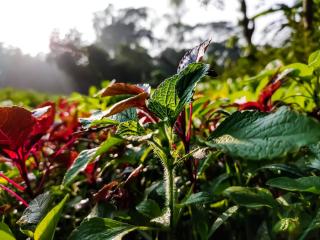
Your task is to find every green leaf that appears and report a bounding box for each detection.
[69,218,148,240]
[136,199,161,218]
[266,176,320,194]
[110,108,138,122]
[273,218,299,234]
[177,192,212,208]
[197,152,219,177]
[116,120,145,137]
[256,164,303,177]
[79,108,137,129]
[299,207,320,240]
[308,50,320,69]
[17,191,53,231]
[207,107,320,160]
[34,194,69,240]
[282,63,313,77]
[148,63,209,124]
[307,142,320,169]
[62,136,123,186]
[208,206,239,238]
[0,222,16,240]
[224,186,277,208]
[79,111,118,129]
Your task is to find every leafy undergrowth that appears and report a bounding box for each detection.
[2,41,320,240]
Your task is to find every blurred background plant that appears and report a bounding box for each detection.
[1,0,319,96]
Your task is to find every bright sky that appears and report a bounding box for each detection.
[0,0,294,56]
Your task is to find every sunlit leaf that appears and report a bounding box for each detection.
[34,194,69,240]
[308,50,320,69]
[208,107,320,160]
[104,92,148,118]
[148,63,209,124]
[177,39,211,73]
[282,63,313,77]
[100,82,146,97]
[0,106,35,149]
[0,222,16,240]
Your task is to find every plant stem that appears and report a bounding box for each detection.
[164,165,176,238]
[163,124,176,233]
[0,184,29,207]
[17,158,33,198]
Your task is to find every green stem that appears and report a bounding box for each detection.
[164,165,176,238]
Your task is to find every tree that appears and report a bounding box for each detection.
[93,5,154,55]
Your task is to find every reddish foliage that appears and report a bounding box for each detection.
[238,77,283,112]
[101,83,145,97]
[50,99,79,141]
[0,107,36,150]
[104,92,149,118]
[0,103,56,198]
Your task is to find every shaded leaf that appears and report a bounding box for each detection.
[69,217,147,240]
[34,194,69,240]
[256,164,304,177]
[299,208,320,240]
[273,218,299,234]
[208,107,320,160]
[177,192,211,208]
[224,186,277,208]
[136,199,161,218]
[267,176,320,194]
[208,206,239,238]
[17,191,53,231]
[62,137,123,186]
[109,108,138,123]
[94,181,119,202]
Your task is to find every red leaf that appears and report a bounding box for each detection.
[103,92,149,118]
[0,107,36,150]
[238,101,263,111]
[257,80,282,111]
[101,83,146,97]
[94,181,119,202]
[31,102,56,137]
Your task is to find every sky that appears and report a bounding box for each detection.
[0,0,295,56]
